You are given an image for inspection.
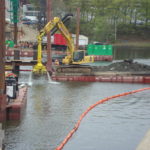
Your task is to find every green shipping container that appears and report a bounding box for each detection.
[106,45,113,55]
[87,44,94,55]
[94,45,103,55]
[87,44,113,56]
[102,45,107,55]
[5,40,14,48]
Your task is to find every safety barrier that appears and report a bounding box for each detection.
[55,87,150,150]
[51,75,150,84]
[6,51,113,62]
[20,51,33,57]
[93,55,113,61]
[6,50,34,57]
[16,70,32,72]
[6,50,66,57]
[52,51,67,55]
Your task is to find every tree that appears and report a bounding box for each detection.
[29,0,150,42]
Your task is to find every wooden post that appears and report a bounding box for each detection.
[12,49,20,75]
[0,0,6,122]
[76,8,80,51]
[14,22,18,45]
[46,0,52,74]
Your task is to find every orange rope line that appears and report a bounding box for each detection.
[55,87,150,150]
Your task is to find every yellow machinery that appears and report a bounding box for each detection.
[5,65,13,70]
[33,17,94,74]
[32,29,47,74]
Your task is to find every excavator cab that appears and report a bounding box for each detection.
[73,51,85,62]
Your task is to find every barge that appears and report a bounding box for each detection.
[51,60,150,84]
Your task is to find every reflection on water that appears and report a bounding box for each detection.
[5,48,150,150]
[113,46,150,60]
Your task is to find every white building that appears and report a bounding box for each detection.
[72,34,89,46]
[22,4,39,20]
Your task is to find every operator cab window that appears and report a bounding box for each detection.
[73,51,84,62]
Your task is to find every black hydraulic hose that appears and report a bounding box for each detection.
[51,13,73,35]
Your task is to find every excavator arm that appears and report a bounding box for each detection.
[33,17,75,74]
[43,17,75,63]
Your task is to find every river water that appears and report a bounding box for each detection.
[5,47,150,150]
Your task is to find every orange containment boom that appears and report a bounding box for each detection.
[55,87,150,150]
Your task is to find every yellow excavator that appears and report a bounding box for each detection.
[33,17,94,74]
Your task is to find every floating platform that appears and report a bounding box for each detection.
[51,72,150,84]
[6,86,28,121]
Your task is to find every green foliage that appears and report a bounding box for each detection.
[29,0,150,42]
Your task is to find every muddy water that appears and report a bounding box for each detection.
[4,48,150,150]
[5,76,150,150]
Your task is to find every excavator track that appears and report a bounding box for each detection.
[56,65,93,74]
